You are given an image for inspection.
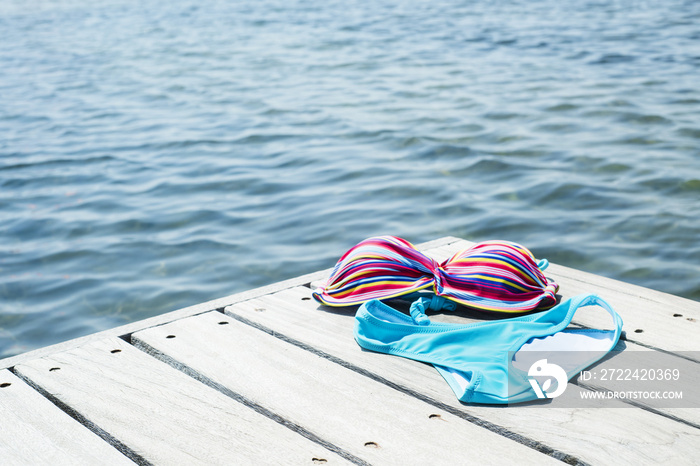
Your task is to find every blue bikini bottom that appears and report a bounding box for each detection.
[354,294,623,404]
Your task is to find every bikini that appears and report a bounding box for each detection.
[312,235,559,313]
[314,236,624,404]
[354,294,623,404]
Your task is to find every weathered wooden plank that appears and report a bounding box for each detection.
[548,262,700,353]
[132,311,560,466]
[0,370,133,466]
[224,286,700,466]
[13,337,352,466]
[0,237,462,370]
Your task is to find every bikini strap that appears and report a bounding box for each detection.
[409,295,456,325]
[572,294,624,337]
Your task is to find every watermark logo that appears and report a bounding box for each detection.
[510,351,697,408]
[528,359,568,399]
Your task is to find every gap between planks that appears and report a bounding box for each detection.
[223,286,700,466]
[131,311,561,466]
[13,337,356,466]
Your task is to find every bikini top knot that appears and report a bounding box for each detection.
[312,236,559,314]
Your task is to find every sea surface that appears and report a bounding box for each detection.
[1,0,699,358]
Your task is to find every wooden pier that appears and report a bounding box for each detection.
[1,236,699,465]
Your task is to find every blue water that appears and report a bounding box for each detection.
[1,0,699,358]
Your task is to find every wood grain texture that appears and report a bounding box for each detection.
[0,370,133,466]
[13,337,352,466]
[225,286,700,466]
[132,311,559,466]
[549,261,700,353]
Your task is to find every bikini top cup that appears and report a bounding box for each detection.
[313,236,559,313]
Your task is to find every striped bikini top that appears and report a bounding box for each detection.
[312,236,559,313]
